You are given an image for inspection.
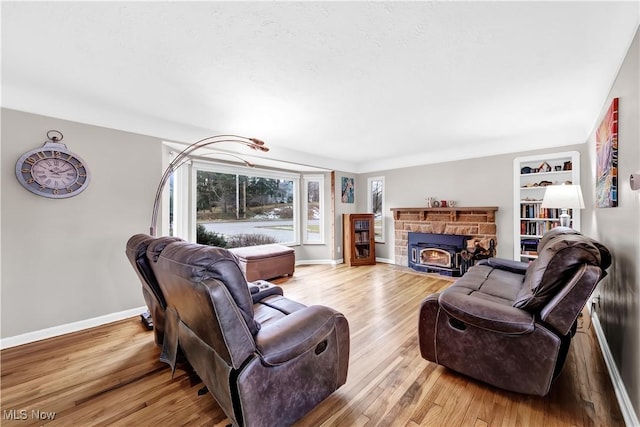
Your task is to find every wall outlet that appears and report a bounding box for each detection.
[337,246,341,254]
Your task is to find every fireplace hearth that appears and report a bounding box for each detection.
[408,232,495,277]
[391,206,498,269]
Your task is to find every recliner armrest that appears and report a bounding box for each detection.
[248,280,284,303]
[255,305,339,365]
[439,290,535,334]
[478,257,529,275]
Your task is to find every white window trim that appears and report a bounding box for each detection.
[192,160,300,181]
[302,175,324,245]
[171,162,191,240]
[367,176,385,243]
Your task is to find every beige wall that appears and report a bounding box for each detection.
[585,29,640,422]
[1,109,162,338]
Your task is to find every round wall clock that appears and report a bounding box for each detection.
[15,130,91,199]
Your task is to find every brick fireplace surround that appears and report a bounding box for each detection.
[391,207,499,267]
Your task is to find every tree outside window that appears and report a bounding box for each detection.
[195,169,296,247]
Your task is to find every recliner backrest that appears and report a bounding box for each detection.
[126,234,174,308]
[514,232,602,312]
[536,226,580,252]
[126,234,183,345]
[152,241,258,368]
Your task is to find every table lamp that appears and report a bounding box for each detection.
[541,184,585,228]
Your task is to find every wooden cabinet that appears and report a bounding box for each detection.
[513,151,581,262]
[343,213,376,266]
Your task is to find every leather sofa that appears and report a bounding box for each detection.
[127,235,350,427]
[418,227,611,396]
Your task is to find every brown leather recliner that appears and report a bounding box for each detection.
[142,238,350,427]
[418,227,611,396]
[126,234,286,347]
[125,234,184,345]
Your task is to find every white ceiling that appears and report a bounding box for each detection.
[2,1,639,173]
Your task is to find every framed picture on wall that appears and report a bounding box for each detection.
[596,98,619,208]
[341,177,354,203]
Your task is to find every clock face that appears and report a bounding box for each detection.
[15,142,90,199]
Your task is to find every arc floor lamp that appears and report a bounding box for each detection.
[149,135,269,236]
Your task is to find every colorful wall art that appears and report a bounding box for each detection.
[596,98,619,208]
[341,177,354,203]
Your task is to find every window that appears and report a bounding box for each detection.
[303,175,324,244]
[167,152,327,248]
[193,161,300,247]
[367,176,385,242]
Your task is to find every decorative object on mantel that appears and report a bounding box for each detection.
[426,197,456,208]
[15,130,91,199]
[150,135,269,236]
[596,97,619,208]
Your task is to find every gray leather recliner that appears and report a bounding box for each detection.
[418,227,611,396]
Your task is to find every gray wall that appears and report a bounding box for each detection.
[0,109,346,339]
[358,144,586,261]
[1,108,162,338]
[585,29,639,422]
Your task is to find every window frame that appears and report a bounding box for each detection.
[302,174,324,244]
[367,176,385,243]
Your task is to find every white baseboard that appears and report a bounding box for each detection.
[297,258,395,266]
[590,310,640,427]
[295,259,338,266]
[0,306,147,350]
[296,258,395,266]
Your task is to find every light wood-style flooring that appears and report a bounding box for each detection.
[1,263,623,426]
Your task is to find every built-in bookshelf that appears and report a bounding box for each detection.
[513,151,580,261]
[343,213,376,266]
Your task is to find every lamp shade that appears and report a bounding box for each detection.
[541,184,585,209]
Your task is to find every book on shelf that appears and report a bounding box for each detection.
[520,203,571,220]
[520,220,565,236]
[355,230,369,243]
[354,220,370,231]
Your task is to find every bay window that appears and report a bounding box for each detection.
[169,157,325,248]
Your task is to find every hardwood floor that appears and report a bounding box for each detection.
[1,264,623,426]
